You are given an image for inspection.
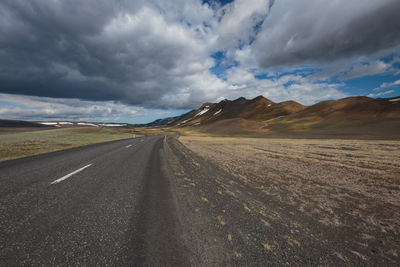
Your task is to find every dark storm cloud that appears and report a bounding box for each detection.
[0,1,123,98]
[254,0,400,68]
[0,0,215,108]
[0,0,399,113]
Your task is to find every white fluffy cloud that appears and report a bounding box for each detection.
[0,94,142,121]
[373,80,400,91]
[253,0,400,67]
[224,67,346,105]
[216,0,272,49]
[0,0,220,109]
[0,0,399,122]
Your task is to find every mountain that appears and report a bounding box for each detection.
[144,116,181,127]
[170,95,305,127]
[150,95,400,138]
[291,96,400,120]
[0,119,54,128]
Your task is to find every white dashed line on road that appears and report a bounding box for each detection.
[126,144,132,148]
[51,164,92,185]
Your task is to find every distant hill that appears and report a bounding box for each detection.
[291,96,400,120]
[0,119,134,129]
[260,96,400,136]
[148,95,400,138]
[0,119,54,128]
[169,95,305,127]
[144,116,181,127]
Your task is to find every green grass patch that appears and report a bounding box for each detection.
[262,116,322,132]
[0,127,134,162]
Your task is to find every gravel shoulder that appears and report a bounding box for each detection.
[165,135,400,265]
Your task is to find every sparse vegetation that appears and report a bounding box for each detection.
[131,127,175,136]
[165,135,400,264]
[0,127,134,162]
[179,135,400,235]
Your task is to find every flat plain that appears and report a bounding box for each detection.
[0,127,133,162]
[170,135,400,264]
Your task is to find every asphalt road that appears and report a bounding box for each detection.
[0,136,190,266]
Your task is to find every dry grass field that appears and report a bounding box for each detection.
[0,127,134,162]
[178,136,400,261]
[131,127,175,136]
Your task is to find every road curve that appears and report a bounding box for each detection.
[0,136,190,266]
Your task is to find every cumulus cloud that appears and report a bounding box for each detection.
[0,0,220,109]
[373,80,400,91]
[0,0,399,121]
[216,0,272,49]
[0,93,142,121]
[368,90,395,98]
[253,0,400,68]
[224,67,347,105]
[341,61,391,80]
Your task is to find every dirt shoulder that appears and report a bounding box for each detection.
[165,135,400,265]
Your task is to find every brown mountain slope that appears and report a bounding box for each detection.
[172,96,305,127]
[261,96,400,136]
[292,96,400,120]
[170,95,400,138]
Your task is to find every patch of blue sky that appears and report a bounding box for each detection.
[248,17,268,46]
[392,60,400,70]
[202,0,234,7]
[341,72,400,97]
[0,101,34,110]
[380,53,399,64]
[118,109,190,124]
[210,50,238,79]
[254,65,322,80]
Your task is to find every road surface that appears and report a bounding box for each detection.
[0,136,190,266]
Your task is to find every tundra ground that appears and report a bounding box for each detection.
[165,135,400,265]
[0,127,134,162]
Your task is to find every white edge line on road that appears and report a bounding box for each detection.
[51,164,92,185]
[126,144,132,148]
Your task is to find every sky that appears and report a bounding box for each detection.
[0,0,400,123]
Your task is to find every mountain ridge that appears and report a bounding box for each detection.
[167,95,305,127]
[145,95,400,137]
